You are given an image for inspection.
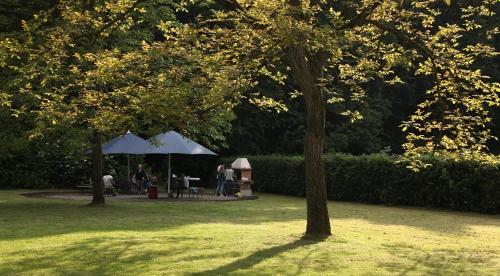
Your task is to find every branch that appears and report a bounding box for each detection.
[310,0,322,7]
[336,0,383,30]
[214,0,246,11]
[366,18,445,129]
[75,0,148,40]
[210,0,268,28]
[365,19,435,60]
[365,19,441,80]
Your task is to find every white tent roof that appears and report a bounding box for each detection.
[231,158,251,169]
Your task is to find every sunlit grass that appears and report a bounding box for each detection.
[0,190,499,275]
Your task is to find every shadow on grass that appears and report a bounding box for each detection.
[377,242,498,275]
[0,193,307,241]
[191,236,326,276]
[0,191,498,242]
[0,236,187,275]
[0,234,328,275]
[329,200,500,235]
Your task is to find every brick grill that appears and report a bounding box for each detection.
[231,158,253,197]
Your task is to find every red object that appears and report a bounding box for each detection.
[148,185,158,199]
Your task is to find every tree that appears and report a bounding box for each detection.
[165,0,499,235]
[1,0,242,203]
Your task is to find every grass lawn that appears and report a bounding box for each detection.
[0,190,499,275]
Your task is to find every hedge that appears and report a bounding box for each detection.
[222,154,500,214]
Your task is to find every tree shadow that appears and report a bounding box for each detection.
[329,201,500,235]
[0,236,189,275]
[1,191,499,274]
[377,242,498,275]
[1,191,499,243]
[0,193,307,241]
[0,233,331,275]
[191,236,326,276]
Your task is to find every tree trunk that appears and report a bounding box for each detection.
[288,45,331,236]
[91,133,105,204]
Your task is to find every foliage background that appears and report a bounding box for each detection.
[223,154,500,214]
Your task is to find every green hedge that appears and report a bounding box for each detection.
[222,154,500,214]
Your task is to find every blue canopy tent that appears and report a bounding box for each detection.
[88,130,152,186]
[147,131,218,193]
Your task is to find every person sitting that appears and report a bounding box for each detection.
[102,172,118,196]
[168,173,178,198]
[143,173,152,192]
[174,173,189,199]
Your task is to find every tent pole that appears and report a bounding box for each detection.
[167,153,171,194]
[127,154,130,187]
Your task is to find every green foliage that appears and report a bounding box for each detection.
[174,0,500,167]
[222,154,500,214]
[0,0,241,191]
[0,0,237,152]
[0,137,90,189]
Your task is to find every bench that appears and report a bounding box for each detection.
[76,185,93,193]
[75,185,117,196]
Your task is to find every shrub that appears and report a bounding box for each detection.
[222,154,500,214]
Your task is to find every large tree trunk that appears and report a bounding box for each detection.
[91,133,105,204]
[288,45,331,236]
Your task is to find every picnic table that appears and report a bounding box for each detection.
[76,185,93,193]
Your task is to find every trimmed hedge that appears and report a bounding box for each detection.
[222,154,500,214]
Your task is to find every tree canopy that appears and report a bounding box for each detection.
[1,0,241,145]
[181,0,500,160]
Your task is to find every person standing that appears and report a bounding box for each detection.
[215,164,226,196]
[224,165,235,197]
[132,164,147,194]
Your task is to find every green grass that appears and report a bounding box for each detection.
[0,190,499,275]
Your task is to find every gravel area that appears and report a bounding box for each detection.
[22,191,257,202]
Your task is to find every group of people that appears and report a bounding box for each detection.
[101,163,191,198]
[101,163,236,198]
[215,164,235,197]
[102,164,156,196]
